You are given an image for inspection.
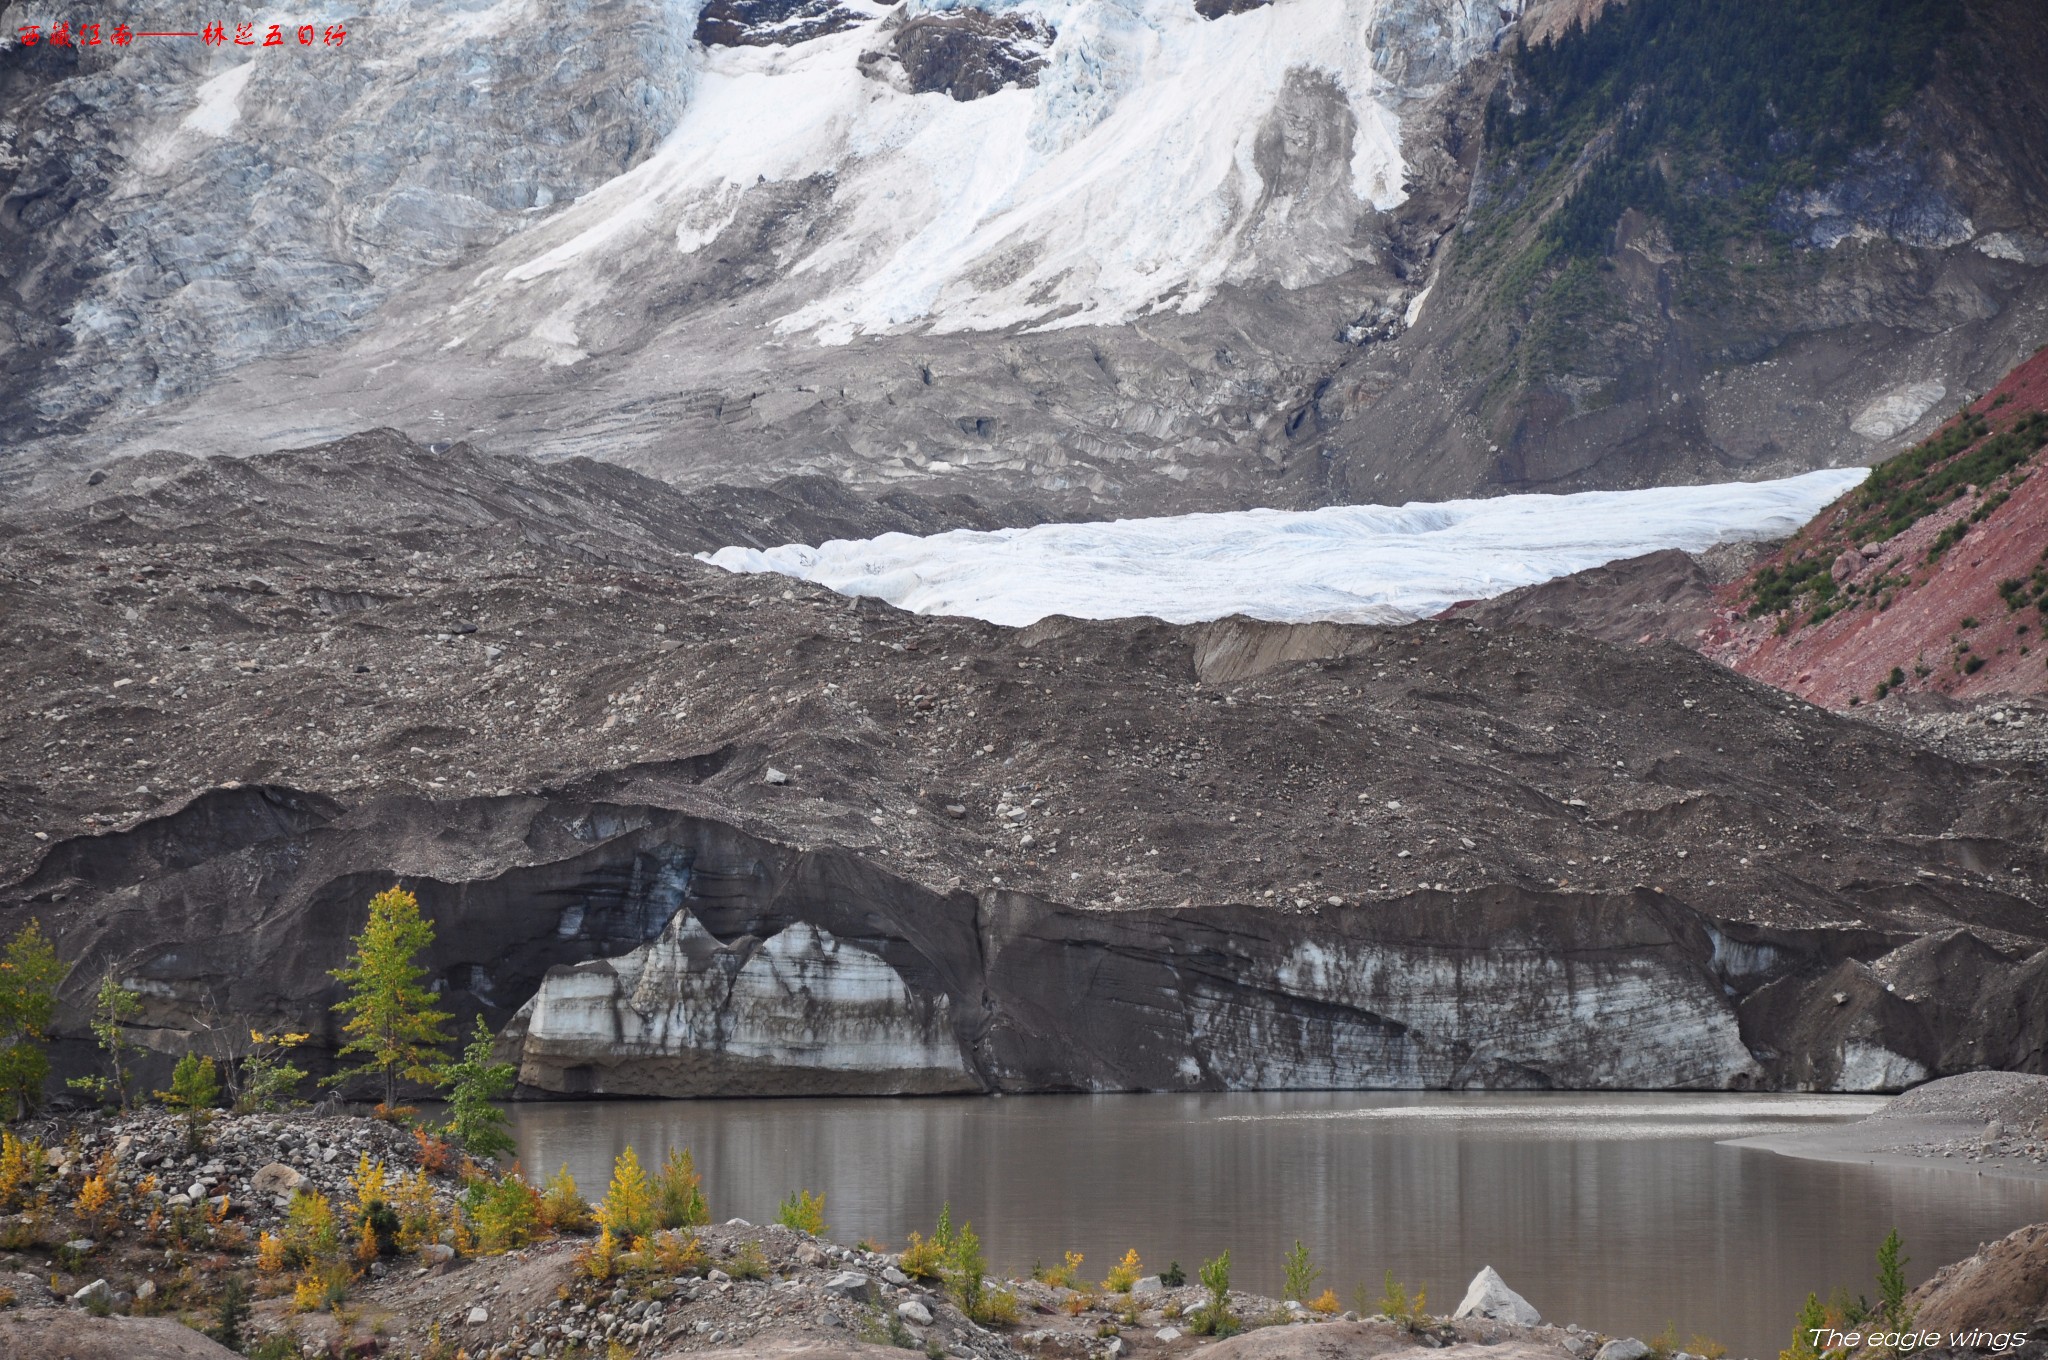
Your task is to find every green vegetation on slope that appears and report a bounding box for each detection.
[1744,400,2048,627]
[1452,0,1965,408]
[1489,0,1962,263]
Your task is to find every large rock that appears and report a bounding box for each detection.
[251,1162,307,1196]
[0,1313,243,1359]
[1452,1265,1541,1325]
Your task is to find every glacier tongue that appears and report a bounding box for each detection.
[700,468,1868,626]
[480,0,1513,349]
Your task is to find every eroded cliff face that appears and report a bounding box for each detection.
[5,780,2021,1098]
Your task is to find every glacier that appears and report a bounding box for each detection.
[472,0,1518,351]
[700,467,1869,625]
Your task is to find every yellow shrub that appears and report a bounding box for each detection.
[0,1133,42,1213]
[1037,1250,1083,1288]
[1102,1248,1142,1294]
[649,1229,707,1275]
[598,1148,655,1241]
[348,1154,387,1221]
[901,1230,947,1281]
[74,1173,112,1224]
[292,1263,348,1312]
[539,1164,591,1234]
[1061,1292,1094,1316]
[257,1231,287,1273]
[578,1226,620,1282]
[354,1217,380,1265]
[974,1287,1021,1327]
[1308,1289,1341,1316]
[283,1188,338,1266]
[392,1169,440,1252]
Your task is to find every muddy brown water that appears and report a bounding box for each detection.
[505,1093,2048,1355]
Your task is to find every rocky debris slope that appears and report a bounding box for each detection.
[1907,1219,2048,1344]
[1704,345,2048,709]
[1733,1072,2048,1179]
[1437,544,1773,647]
[1,432,2044,1097]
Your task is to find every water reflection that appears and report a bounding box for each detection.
[507,1092,2048,1354]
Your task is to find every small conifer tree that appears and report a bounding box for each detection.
[327,886,452,1108]
[0,921,62,1121]
[438,1015,516,1159]
[69,970,143,1112]
[599,1146,656,1242]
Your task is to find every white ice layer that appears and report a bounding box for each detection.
[483,0,1514,346]
[701,468,1868,627]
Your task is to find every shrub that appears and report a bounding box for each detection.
[649,1228,707,1275]
[725,1239,770,1281]
[1035,1250,1083,1289]
[776,1188,827,1237]
[0,1132,43,1211]
[74,1173,113,1234]
[656,1147,709,1229]
[68,971,143,1112]
[1102,1247,1142,1294]
[291,1262,349,1312]
[472,1174,545,1253]
[1876,1228,1912,1330]
[1377,1270,1429,1326]
[974,1286,1022,1327]
[1159,1259,1186,1288]
[945,1220,987,1315]
[257,1230,287,1273]
[236,1031,310,1113]
[439,1016,517,1160]
[902,1231,946,1280]
[539,1164,591,1234]
[1308,1289,1341,1316]
[391,1168,442,1251]
[1282,1239,1321,1301]
[578,1226,622,1282]
[413,1126,455,1176]
[1190,1251,1238,1337]
[0,922,62,1120]
[599,1147,656,1241]
[282,1188,339,1267]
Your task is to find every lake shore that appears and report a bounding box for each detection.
[1725,1072,2048,1183]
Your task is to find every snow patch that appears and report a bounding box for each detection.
[181,62,257,138]
[701,469,1868,627]
[1851,380,1946,441]
[480,0,1511,346]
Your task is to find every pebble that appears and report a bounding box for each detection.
[468,1305,490,1325]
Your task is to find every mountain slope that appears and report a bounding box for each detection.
[1703,344,2048,708]
[3,0,2046,515]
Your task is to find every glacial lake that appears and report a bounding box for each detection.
[506,1092,2048,1355]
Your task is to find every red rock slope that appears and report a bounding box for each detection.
[1702,346,2048,710]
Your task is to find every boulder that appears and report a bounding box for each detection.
[1597,1341,1653,1360]
[251,1162,307,1196]
[897,1299,933,1325]
[71,1278,112,1306]
[824,1271,874,1303]
[1132,1274,1164,1295]
[1452,1265,1541,1325]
